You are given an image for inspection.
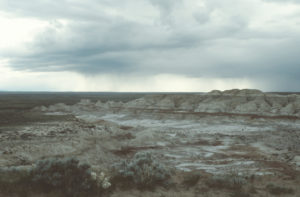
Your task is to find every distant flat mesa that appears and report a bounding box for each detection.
[37,89,300,118]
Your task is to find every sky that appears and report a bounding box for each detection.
[0,0,300,92]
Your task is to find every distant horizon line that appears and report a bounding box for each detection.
[0,90,300,94]
[0,91,205,93]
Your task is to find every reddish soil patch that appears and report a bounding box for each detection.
[111,146,162,156]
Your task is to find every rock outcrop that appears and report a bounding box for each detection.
[121,89,300,117]
[39,89,300,117]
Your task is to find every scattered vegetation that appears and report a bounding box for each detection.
[0,156,297,197]
[30,157,101,196]
[266,183,294,195]
[0,157,111,197]
[0,166,32,196]
[112,152,171,189]
[230,190,251,197]
[205,171,247,190]
[181,172,202,188]
[1,154,171,195]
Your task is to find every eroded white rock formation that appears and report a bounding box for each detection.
[39,89,300,117]
[123,89,300,117]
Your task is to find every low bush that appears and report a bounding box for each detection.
[230,190,251,197]
[112,152,171,189]
[0,166,31,196]
[182,172,202,188]
[0,166,30,183]
[0,158,112,197]
[205,171,247,190]
[30,157,100,196]
[266,183,294,195]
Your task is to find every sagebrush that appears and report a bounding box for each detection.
[30,157,100,196]
[113,152,171,189]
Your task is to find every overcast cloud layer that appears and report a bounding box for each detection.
[0,0,300,91]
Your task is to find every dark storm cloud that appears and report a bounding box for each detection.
[1,0,248,73]
[1,0,300,91]
[5,18,205,74]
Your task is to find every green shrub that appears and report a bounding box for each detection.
[30,157,99,197]
[113,152,171,189]
[0,158,112,196]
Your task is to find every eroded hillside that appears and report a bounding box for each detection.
[1,90,299,196]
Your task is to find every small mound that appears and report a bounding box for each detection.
[222,89,263,96]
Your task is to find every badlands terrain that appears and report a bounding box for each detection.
[0,89,299,196]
